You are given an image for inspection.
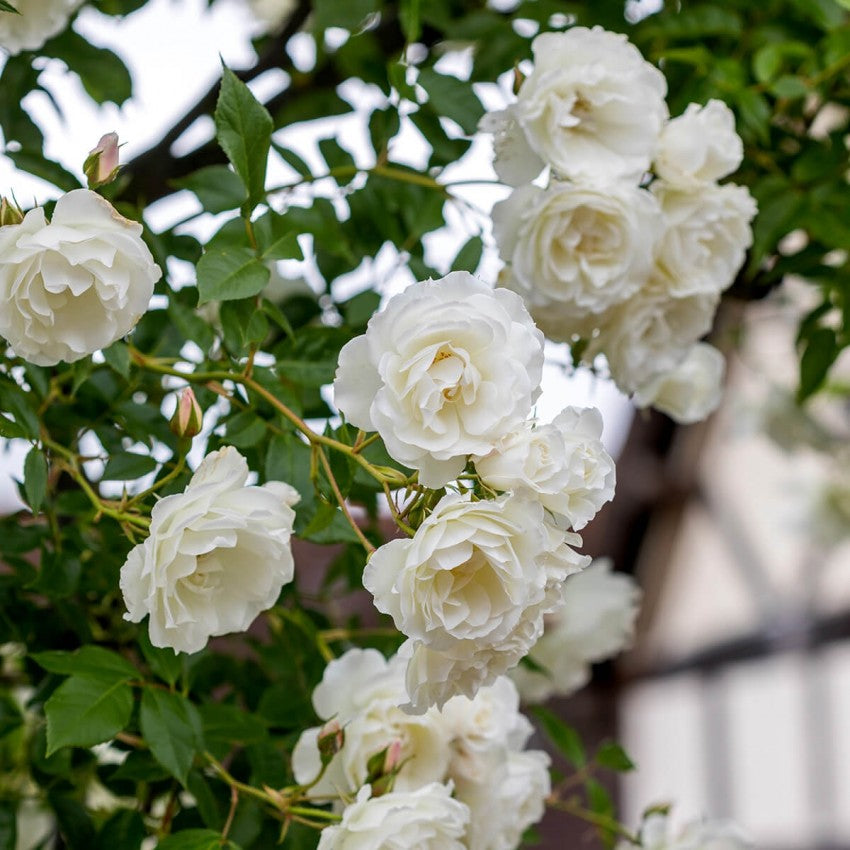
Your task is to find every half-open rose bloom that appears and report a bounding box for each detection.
[120,446,299,653]
[317,783,470,850]
[474,406,615,531]
[482,27,668,183]
[333,273,544,487]
[0,0,81,55]
[493,181,660,329]
[0,189,160,366]
[364,493,588,709]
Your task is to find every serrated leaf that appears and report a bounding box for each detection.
[140,689,204,785]
[45,676,133,754]
[23,447,47,514]
[197,247,270,304]
[253,210,304,261]
[175,165,248,214]
[33,646,137,682]
[531,706,586,767]
[595,740,636,772]
[215,65,273,210]
[102,451,158,481]
[418,67,484,134]
[156,830,241,850]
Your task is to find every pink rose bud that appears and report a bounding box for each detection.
[169,388,203,439]
[83,132,121,189]
[382,739,402,775]
[317,719,345,765]
[0,196,24,226]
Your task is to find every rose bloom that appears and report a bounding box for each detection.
[0,189,160,366]
[619,812,753,850]
[0,0,81,55]
[291,649,452,796]
[652,181,757,298]
[120,447,299,654]
[317,783,470,850]
[633,342,726,424]
[493,181,660,330]
[365,493,588,709]
[474,406,615,531]
[482,26,667,183]
[511,558,641,703]
[333,273,544,488]
[654,100,744,189]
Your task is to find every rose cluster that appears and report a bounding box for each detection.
[483,26,757,424]
[293,648,551,850]
[334,272,617,710]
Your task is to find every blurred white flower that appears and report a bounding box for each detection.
[483,27,667,183]
[0,189,160,366]
[512,558,641,703]
[333,273,544,488]
[120,446,299,653]
[654,100,743,189]
[634,343,726,424]
[316,782,470,850]
[621,812,753,850]
[474,406,615,531]
[0,0,81,55]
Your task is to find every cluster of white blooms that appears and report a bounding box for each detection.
[120,446,300,654]
[483,26,757,423]
[0,0,81,56]
[293,648,551,850]
[334,272,618,709]
[511,559,641,703]
[0,189,160,366]
[619,811,754,850]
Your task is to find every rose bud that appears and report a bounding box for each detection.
[0,196,24,227]
[169,387,203,439]
[83,132,121,189]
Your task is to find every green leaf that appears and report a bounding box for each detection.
[318,137,356,184]
[253,210,304,261]
[400,0,421,42]
[215,65,273,210]
[0,1,20,12]
[46,29,132,105]
[418,68,484,134]
[0,413,25,439]
[23,447,47,514]
[313,0,378,31]
[175,165,248,214]
[531,705,585,767]
[102,451,158,481]
[6,150,82,192]
[102,340,131,378]
[138,629,184,687]
[94,810,146,850]
[45,676,133,755]
[594,740,636,772]
[798,326,838,401]
[452,235,484,274]
[33,646,137,682]
[0,802,14,850]
[157,830,241,850]
[140,689,204,785]
[196,247,270,304]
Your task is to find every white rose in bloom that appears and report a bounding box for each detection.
[621,812,753,850]
[317,783,470,850]
[120,447,299,654]
[0,0,81,55]
[291,649,451,796]
[333,273,544,488]
[512,558,641,703]
[600,284,719,395]
[493,181,660,327]
[478,107,547,188]
[634,343,726,424]
[655,100,744,189]
[505,27,668,182]
[0,189,159,366]
[475,406,615,531]
[653,182,757,298]
[456,750,551,850]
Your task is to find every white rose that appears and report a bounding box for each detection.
[120,447,299,654]
[0,0,81,55]
[245,0,296,33]
[621,813,753,850]
[652,181,757,298]
[654,100,744,188]
[291,648,451,796]
[496,27,668,182]
[599,283,719,395]
[494,181,660,329]
[512,558,641,703]
[474,406,615,531]
[0,189,160,366]
[455,750,551,850]
[634,343,726,424]
[367,495,589,710]
[333,273,544,488]
[317,783,470,850]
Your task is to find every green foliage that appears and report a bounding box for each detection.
[140,689,204,785]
